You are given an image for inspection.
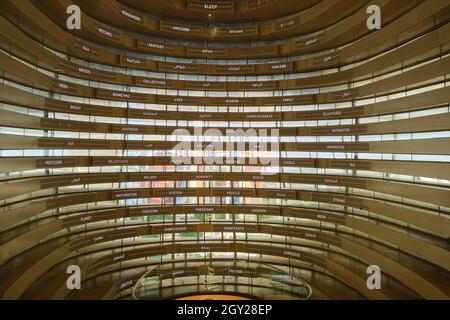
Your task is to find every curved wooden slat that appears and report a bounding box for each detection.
[1,0,449,301]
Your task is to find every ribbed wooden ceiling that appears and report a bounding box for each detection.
[0,0,449,300]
